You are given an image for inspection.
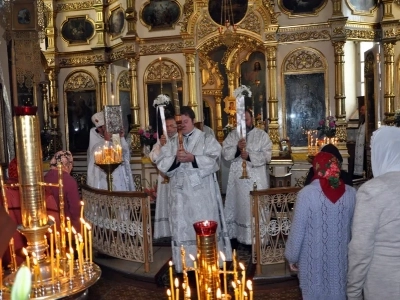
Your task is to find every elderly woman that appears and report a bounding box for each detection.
[44,151,81,231]
[285,152,356,300]
[347,126,400,300]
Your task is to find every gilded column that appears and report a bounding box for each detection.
[215,96,223,143]
[332,41,347,146]
[383,42,395,124]
[382,0,394,20]
[266,46,280,155]
[48,68,59,129]
[96,64,108,108]
[43,1,56,51]
[183,52,198,115]
[126,55,141,153]
[332,0,343,16]
[93,0,106,47]
[125,0,138,36]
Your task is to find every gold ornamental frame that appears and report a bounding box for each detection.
[139,0,182,32]
[345,0,378,16]
[281,47,329,150]
[60,15,96,46]
[108,5,126,40]
[143,57,184,127]
[278,0,328,18]
[63,70,99,152]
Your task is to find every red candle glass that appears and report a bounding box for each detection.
[193,220,218,236]
[14,106,38,116]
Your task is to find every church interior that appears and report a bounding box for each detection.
[0,0,399,298]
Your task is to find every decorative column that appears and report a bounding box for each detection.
[126,55,141,154]
[215,95,223,143]
[332,41,347,147]
[183,51,199,115]
[40,82,50,130]
[125,0,138,36]
[48,68,59,130]
[96,64,108,108]
[382,0,394,20]
[331,0,343,16]
[92,0,106,47]
[383,42,395,124]
[266,46,280,156]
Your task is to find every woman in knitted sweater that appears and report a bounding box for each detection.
[285,152,356,300]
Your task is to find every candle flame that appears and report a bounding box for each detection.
[70,247,74,254]
[49,215,55,221]
[232,281,236,288]
[86,223,92,230]
[72,227,77,234]
[244,291,248,296]
[56,249,60,254]
[66,253,71,260]
[80,217,86,224]
[186,286,191,297]
[216,288,222,298]
[239,262,245,270]
[247,280,252,290]
[203,220,209,226]
[220,251,226,261]
[80,201,84,206]
[33,258,37,265]
[169,261,173,266]
[48,228,52,233]
[67,216,70,221]
[167,289,171,296]
[174,277,179,288]
[22,248,28,256]
[66,228,69,233]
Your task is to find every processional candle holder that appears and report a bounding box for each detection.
[94,143,123,191]
[0,106,101,299]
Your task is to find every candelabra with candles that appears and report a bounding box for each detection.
[166,220,254,300]
[0,106,101,299]
[94,142,123,191]
[307,130,339,156]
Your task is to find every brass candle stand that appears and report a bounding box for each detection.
[0,107,101,299]
[167,220,254,300]
[95,162,122,191]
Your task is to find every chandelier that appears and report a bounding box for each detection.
[218,0,237,46]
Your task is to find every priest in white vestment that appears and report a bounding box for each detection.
[156,106,232,272]
[222,109,272,245]
[149,116,177,239]
[354,105,366,177]
[86,111,135,191]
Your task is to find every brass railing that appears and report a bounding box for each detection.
[250,187,301,275]
[82,185,153,272]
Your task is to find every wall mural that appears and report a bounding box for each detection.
[347,0,377,14]
[279,0,327,17]
[285,73,325,147]
[109,7,125,37]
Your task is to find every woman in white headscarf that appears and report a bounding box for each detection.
[347,126,400,300]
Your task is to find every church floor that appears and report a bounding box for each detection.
[88,246,302,299]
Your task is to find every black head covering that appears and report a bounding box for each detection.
[321,144,343,164]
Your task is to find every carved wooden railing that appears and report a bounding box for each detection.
[82,185,153,272]
[251,187,301,275]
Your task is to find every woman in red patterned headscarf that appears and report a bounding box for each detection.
[285,152,356,300]
[44,151,81,231]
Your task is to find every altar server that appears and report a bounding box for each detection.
[156,106,232,272]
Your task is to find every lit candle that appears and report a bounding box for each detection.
[233,249,238,282]
[66,253,73,280]
[220,251,227,297]
[169,261,175,300]
[67,217,72,246]
[174,278,179,300]
[79,238,84,274]
[80,199,84,217]
[86,224,93,263]
[167,289,172,300]
[189,254,200,299]
[33,258,38,283]
[247,280,253,300]
[244,291,248,300]
[216,288,222,299]
[80,217,85,239]
[22,248,30,269]
[186,286,191,299]
[240,262,246,300]
[56,249,60,280]
[49,215,57,236]
[206,287,211,300]
[50,230,55,285]
[84,222,88,262]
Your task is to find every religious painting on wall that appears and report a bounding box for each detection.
[146,82,182,137]
[240,51,267,123]
[140,0,181,31]
[284,73,326,147]
[278,0,327,17]
[108,6,125,38]
[61,16,95,45]
[12,1,37,30]
[208,0,248,25]
[66,91,96,153]
[346,0,377,14]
